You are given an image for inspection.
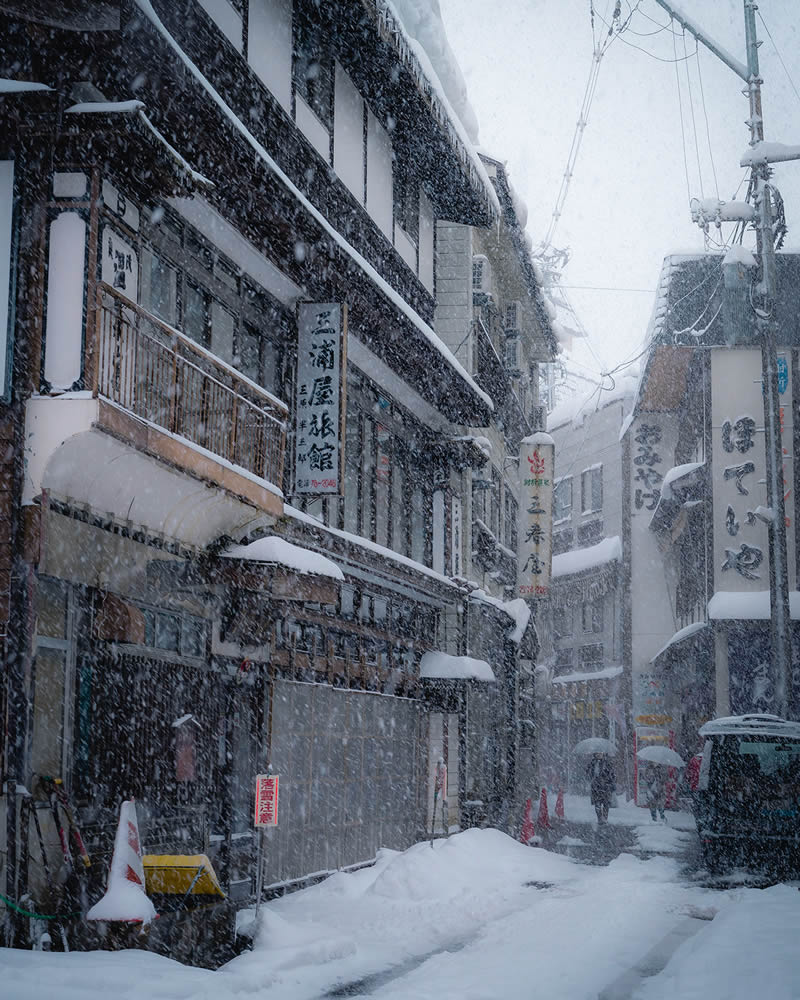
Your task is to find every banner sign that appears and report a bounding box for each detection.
[295,303,346,495]
[254,773,279,827]
[711,347,795,593]
[517,433,555,598]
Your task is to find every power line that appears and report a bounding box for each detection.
[672,27,693,206]
[695,44,720,199]
[757,9,800,107]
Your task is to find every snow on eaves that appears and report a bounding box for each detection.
[132,0,493,413]
[222,535,344,581]
[552,664,623,685]
[0,79,52,93]
[377,0,500,219]
[419,650,495,682]
[285,505,461,589]
[708,590,800,621]
[651,620,709,662]
[66,100,213,188]
[469,589,532,645]
[552,536,621,579]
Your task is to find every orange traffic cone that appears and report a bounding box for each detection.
[537,788,551,831]
[520,797,536,845]
[87,800,157,924]
[555,788,565,821]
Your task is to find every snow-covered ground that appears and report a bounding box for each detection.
[4,823,800,999]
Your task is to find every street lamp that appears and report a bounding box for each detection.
[654,0,797,716]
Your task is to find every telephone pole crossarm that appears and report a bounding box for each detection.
[652,0,750,82]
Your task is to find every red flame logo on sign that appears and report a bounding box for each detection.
[528,451,546,475]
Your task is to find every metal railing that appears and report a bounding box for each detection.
[95,284,287,488]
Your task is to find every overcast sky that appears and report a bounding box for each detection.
[440,0,800,380]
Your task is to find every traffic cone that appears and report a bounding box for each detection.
[520,798,536,845]
[87,800,157,924]
[555,788,565,821]
[537,788,551,831]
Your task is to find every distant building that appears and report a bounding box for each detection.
[622,251,800,791]
[537,375,636,794]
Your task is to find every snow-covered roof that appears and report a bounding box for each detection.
[552,665,623,685]
[651,621,709,662]
[707,591,800,621]
[468,590,532,645]
[65,99,145,114]
[284,505,461,590]
[132,0,492,414]
[0,79,52,93]
[700,714,800,740]
[552,536,621,579]
[222,535,344,581]
[377,0,499,219]
[660,461,704,499]
[419,651,495,682]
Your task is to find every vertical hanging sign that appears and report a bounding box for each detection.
[295,303,347,495]
[254,773,280,827]
[517,432,555,599]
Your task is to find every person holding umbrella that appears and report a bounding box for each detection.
[643,763,667,822]
[587,752,615,824]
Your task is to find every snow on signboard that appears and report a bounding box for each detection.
[295,303,345,496]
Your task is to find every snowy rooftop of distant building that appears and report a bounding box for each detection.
[552,536,621,579]
[707,590,800,621]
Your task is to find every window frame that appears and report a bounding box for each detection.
[580,465,603,515]
[553,475,573,523]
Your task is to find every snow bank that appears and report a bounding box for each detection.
[637,883,800,1000]
[419,650,495,681]
[552,535,621,578]
[222,535,344,581]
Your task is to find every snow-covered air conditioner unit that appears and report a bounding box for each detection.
[472,254,493,303]
[504,300,522,333]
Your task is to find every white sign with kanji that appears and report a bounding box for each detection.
[517,433,555,598]
[295,303,346,495]
[254,774,280,827]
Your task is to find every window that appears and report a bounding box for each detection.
[581,465,603,514]
[579,643,604,668]
[141,248,177,325]
[504,492,518,552]
[555,647,574,671]
[293,8,333,128]
[582,599,603,633]
[553,528,573,556]
[553,477,572,522]
[553,604,572,639]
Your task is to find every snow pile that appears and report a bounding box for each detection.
[222,535,344,581]
[659,461,704,499]
[552,535,621,578]
[419,650,495,681]
[633,822,693,856]
[637,883,800,1000]
[0,79,52,93]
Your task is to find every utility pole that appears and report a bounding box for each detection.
[654,0,796,716]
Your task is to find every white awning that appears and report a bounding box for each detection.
[419,651,495,682]
[651,621,710,662]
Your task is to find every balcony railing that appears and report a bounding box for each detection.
[94,283,287,488]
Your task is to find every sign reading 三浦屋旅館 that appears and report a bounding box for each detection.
[517,433,554,599]
[295,303,346,495]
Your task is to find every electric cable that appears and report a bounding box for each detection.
[682,29,705,201]
[695,45,720,198]
[757,9,800,108]
[672,28,693,207]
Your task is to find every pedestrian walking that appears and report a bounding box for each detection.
[643,763,667,822]
[588,752,615,824]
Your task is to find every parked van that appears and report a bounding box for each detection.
[694,714,800,872]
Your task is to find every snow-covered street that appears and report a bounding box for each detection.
[4,813,800,1000]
